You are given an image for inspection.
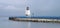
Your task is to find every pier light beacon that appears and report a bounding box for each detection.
[25,6,31,16]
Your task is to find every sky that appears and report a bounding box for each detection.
[0,0,60,16]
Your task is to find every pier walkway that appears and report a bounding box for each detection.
[9,17,60,23]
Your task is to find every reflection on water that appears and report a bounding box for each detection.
[0,17,60,28]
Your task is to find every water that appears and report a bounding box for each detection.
[0,17,60,28]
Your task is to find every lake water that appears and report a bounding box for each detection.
[0,17,60,28]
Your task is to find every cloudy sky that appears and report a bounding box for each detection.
[0,0,60,16]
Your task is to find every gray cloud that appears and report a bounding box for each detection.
[0,0,25,16]
[0,0,60,16]
[29,0,60,16]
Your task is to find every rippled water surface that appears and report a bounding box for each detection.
[0,17,60,28]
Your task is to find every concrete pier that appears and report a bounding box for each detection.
[9,17,60,23]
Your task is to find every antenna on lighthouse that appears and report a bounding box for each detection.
[25,0,31,17]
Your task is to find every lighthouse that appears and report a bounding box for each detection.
[25,6,31,16]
